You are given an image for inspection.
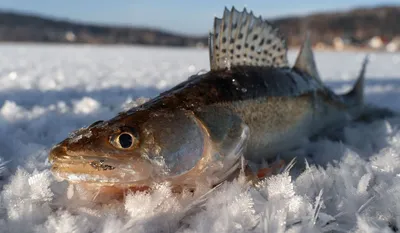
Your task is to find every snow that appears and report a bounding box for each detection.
[0,43,400,233]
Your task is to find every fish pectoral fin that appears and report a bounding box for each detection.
[195,106,246,144]
[293,32,323,84]
[194,107,250,185]
[209,7,289,71]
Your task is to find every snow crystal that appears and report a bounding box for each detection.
[0,43,399,233]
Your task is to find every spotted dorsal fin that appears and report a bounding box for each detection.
[293,33,323,84]
[209,7,289,71]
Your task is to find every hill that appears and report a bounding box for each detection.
[0,11,207,46]
[272,5,400,46]
[0,5,399,47]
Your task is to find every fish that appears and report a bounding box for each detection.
[48,7,395,201]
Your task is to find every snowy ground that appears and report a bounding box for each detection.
[0,43,400,233]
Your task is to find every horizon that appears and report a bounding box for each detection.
[1,1,399,36]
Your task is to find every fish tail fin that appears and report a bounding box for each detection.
[344,55,369,105]
[343,55,399,122]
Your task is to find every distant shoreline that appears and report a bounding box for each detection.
[0,41,397,54]
[0,5,399,49]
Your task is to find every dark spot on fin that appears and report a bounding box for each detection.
[209,7,288,71]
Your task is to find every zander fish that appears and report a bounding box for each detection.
[48,7,392,200]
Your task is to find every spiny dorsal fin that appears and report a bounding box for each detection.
[346,55,369,104]
[294,32,323,84]
[209,7,289,71]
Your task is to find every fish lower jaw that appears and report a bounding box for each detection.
[52,171,133,186]
[64,181,151,203]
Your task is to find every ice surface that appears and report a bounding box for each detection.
[0,43,400,233]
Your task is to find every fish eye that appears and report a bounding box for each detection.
[110,131,138,149]
[118,133,133,148]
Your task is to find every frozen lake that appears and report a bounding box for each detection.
[0,43,400,233]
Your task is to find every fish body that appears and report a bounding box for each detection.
[48,7,380,199]
[136,66,355,161]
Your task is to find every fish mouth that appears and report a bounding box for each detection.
[51,161,135,186]
[49,146,154,186]
[50,162,154,187]
[50,155,119,172]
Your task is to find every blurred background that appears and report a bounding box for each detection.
[0,0,399,52]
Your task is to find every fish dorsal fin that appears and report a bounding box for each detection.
[209,7,289,71]
[294,33,323,84]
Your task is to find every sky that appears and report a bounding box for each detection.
[1,0,399,35]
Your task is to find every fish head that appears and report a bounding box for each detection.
[49,107,248,193]
[48,115,154,188]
